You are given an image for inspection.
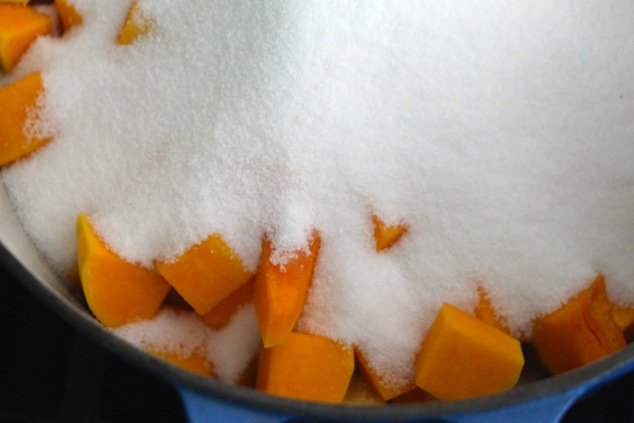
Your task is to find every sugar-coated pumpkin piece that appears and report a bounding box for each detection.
[372,215,406,252]
[254,231,320,348]
[77,214,171,327]
[202,277,254,330]
[256,332,355,403]
[0,4,53,73]
[0,72,52,166]
[474,286,511,336]
[354,346,415,401]
[414,303,524,401]
[156,234,254,316]
[342,372,385,405]
[54,0,82,33]
[117,1,153,45]
[532,275,627,375]
[147,346,213,377]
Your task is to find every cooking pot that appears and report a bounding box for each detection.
[1,181,633,423]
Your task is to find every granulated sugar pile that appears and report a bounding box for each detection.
[3,0,634,387]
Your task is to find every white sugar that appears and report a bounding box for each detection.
[3,0,634,387]
[114,305,260,381]
[114,308,211,358]
[207,303,261,384]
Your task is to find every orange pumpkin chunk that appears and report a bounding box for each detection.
[156,234,254,316]
[0,4,53,73]
[372,215,406,252]
[414,303,524,401]
[117,1,153,45]
[147,346,213,377]
[343,372,385,405]
[256,332,354,403]
[77,214,171,327]
[355,347,415,401]
[474,286,511,336]
[54,0,82,33]
[202,276,254,330]
[254,231,320,348]
[0,72,52,166]
[532,275,627,375]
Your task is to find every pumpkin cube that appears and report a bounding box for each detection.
[0,4,53,73]
[202,276,254,330]
[156,234,254,315]
[256,332,354,403]
[415,303,524,401]
[532,275,626,374]
[117,1,153,45]
[0,72,51,166]
[77,214,171,327]
[54,0,82,33]
[372,215,406,252]
[254,231,320,348]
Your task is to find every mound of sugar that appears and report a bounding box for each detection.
[114,304,260,383]
[3,0,634,386]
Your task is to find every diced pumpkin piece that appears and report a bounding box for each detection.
[117,1,153,45]
[254,231,320,348]
[372,215,406,252]
[256,332,354,403]
[0,1,29,5]
[0,4,53,72]
[156,234,254,316]
[343,372,385,405]
[532,275,627,375]
[147,346,213,377]
[355,347,415,401]
[77,214,171,327]
[474,286,511,336]
[54,0,82,33]
[0,72,51,166]
[202,277,254,330]
[414,303,524,401]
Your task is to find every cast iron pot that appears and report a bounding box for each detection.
[1,182,633,423]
